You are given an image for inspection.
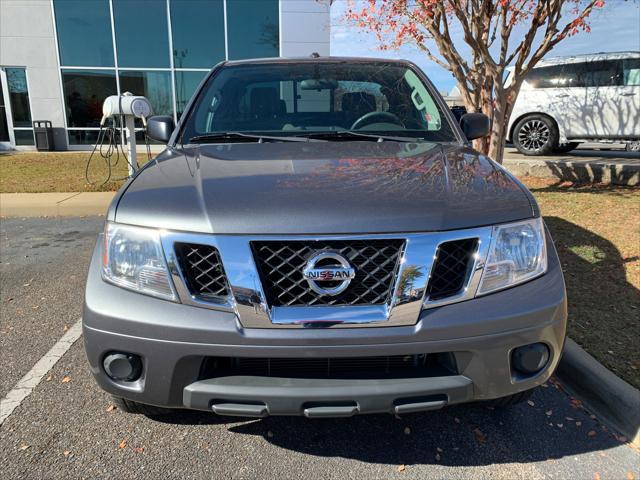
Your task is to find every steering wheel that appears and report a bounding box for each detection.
[350,111,405,130]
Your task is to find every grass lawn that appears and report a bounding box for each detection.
[0,151,152,193]
[520,177,639,389]
[1,152,638,387]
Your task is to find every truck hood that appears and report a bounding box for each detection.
[114,141,534,234]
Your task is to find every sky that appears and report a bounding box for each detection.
[330,0,640,94]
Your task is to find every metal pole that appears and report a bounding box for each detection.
[125,115,137,176]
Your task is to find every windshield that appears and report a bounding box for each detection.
[181,62,458,142]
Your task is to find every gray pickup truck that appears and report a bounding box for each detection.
[83,57,567,418]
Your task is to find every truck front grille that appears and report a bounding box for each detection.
[426,238,478,301]
[200,353,458,380]
[251,239,405,307]
[174,242,231,299]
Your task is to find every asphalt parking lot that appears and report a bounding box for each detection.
[1,216,639,479]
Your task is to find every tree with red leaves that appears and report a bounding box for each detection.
[345,0,607,163]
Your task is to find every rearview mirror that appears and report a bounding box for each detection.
[459,113,490,140]
[146,115,175,143]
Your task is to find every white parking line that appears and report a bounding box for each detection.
[0,319,83,425]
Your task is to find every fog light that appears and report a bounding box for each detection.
[511,343,550,374]
[103,352,142,382]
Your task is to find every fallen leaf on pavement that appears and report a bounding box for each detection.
[473,428,487,444]
[545,410,553,416]
[63,450,71,457]
[587,430,597,437]
[454,417,461,424]
[19,444,30,451]
[132,447,144,453]
[46,375,52,382]
[397,464,405,472]
[576,422,582,426]
[106,405,116,413]
[557,424,563,428]
[594,473,601,480]
[63,325,69,332]
[527,400,535,406]
[267,431,273,438]
[626,472,634,480]
[404,427,411,435]
[61,376,71,384]
[436,447,443,453]
[565,417,574,421]
[435,453,441,461]
[118,440,127,449]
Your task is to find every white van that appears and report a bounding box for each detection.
[506,51,639,155]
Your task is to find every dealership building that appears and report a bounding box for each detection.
[0,0,331,150]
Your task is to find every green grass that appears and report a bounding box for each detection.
[1,153,638,387]
[521,177,640,389]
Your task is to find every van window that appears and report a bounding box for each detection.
[623,58,640,86]
[572,60,620,87]
[525,64,576,88]
[526,60,623,88]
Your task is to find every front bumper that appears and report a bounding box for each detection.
[83,235,567,416]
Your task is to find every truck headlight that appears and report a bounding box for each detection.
[102,223,176,301]
[477,217,547,295]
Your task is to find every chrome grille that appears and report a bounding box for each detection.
[426,238,478,301]
[251,240,405,306]
[174,243,230,299]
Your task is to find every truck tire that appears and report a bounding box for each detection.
[513,115,558,156]
[554,142,580,154]
[111,396,173,416]
[485,388,534,408]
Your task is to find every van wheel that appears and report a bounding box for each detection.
[554,142,580,154]
[485,388,534,408]
[111,396,173,416]
[626,141,640,152]
[513,115,558,156]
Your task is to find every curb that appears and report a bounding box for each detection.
[502,158,640,186]
[557,338,640,446]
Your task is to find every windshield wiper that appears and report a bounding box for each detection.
[189,132,320,144]
[292,131,423,142]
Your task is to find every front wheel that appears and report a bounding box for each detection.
[554,142,580,154]
[485,388,535,408]
[513,115,559,156]
[111,396,173,416]
[626,141,640,152]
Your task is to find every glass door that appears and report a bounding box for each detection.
[0,76,11,147]
[0,67,34,147]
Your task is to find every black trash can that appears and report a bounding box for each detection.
[33,120,54,151]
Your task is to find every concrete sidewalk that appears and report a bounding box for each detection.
[0,192,114,217]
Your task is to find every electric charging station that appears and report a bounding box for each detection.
[85,92,153,185]
[100,92,153,176]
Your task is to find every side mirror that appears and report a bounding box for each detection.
[146,115,175,143]
[459,112,490,140]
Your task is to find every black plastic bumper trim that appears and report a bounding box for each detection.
[183,374,473,417]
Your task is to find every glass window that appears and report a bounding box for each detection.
[119,71,174,121]
[53,0,114,67]
[182,62,456,142]
[575,60,620,87]
[623,58,640,86]
[227,0,279,60]
[175,70,207,117]
[170,0,225,68]
[67,130,103,145]
[13,129,35,146]
[113,0,170,68]
[525,64,577,88]
[61,69,117,127]
[0,80,9,142]
[5,68,32,127]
